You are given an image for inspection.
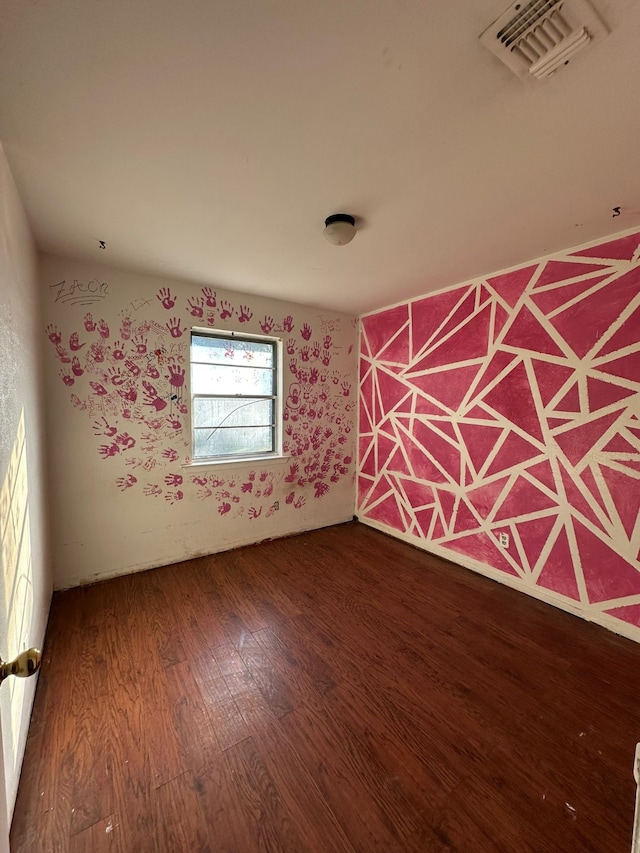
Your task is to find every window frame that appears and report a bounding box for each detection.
[189,327,284,465]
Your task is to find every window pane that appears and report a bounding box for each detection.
[193,398,273,429]
[191,335,274,368]
[192,363,274,396]
[193,426,274,458]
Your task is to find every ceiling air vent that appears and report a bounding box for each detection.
[480,0,608,80]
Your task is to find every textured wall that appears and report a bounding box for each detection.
[0,147,52,830]
[41,254,357,588]
[358,230,640,641]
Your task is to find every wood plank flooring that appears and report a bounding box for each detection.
[11,522,640,852]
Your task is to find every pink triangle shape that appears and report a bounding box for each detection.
[554,409,623,467]
[480,284,492,305]
[471,351,517,399]
[413,422,461,483]
[362,475,392,510]
[597,304,640,358]
[579,465,610,517]
[574,520,640,602]
[558,463,607,532]
[536,524,580,600]
[437,488,456,530]
[410,287,468,359]
[431,288,476,343]
[361,371,375,422]
[465,404,496,420]
[359,439,376,476]
[603,433,637,453]
[415,507,434,538]
[572,232,640,261]
[376,369,411,416]
[414,395,448,417]
[402,434,448,484]
[604,604,640,628]
[586,376,634,411]
[359,400,372,434]
[530,274,610,315]
[366,494,405,531]
[501,305,565,356]
[399,478,435,509]
[431,513,446,539]
[548,417,574,430]
[531,360,574,407]
[409,365,480,412]
[535,260,608,288]
[413,305,491,370]
[557,383,581,412]
[485,431,543,477]
[550,267,640,358]
[357,475,374,508]
[377,324,410,365]
[517,515,558,572]
[376,434,396,468]
[467,477,509,520]
[362,305,409,359]
[443,531,519,576]
[487,264,537,307]
[458,422,505,477]
[494,303,509,342]
[387,445,412,476]
[599,465,640,539]
[596,351,640,384]
[493,477,558,522]
[526,459,557,491]
[428,419,458,442]
[482,361,543,441]
[453,499,481,534]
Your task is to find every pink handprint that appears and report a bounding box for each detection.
[162,448,179,462]
[164,473,184,486]
[107,367,126,386]
[60,371,74,387]
[97,319,110,339]
[323,335,332,350]
[259,471,268,482]
[289,359,298,376]
[202,286,217,307]
[116,474,137,491]
[93,418,117,437]
[191,475,208,486]
[282,315,294,333]
[218,502,231,515]
[321,350,331,367]
[311,342,321,359]
[300,346,310,362]
[219,301,233,320]
[241,481,253,493]
[157,287,176,309]
[84,312,96,332]
[341,381,351,397]
[285,491,295,504]
[98,443,120,458]
[284,463,299,483]
[118,386,137,403]
[309,368,319,385]
[294,495,306,509]
[89,342,105,363]
[166,317,185,338]
[187,297,204,318]
[164,490,184,505]
[248,506,262,520]
[112,341,125,360]
[143,382,167,411]
[125,359,141,377]
[116,432,136,449]
[69,331,85,351]
[286,338,296,355]
[89,381,108,396]
[260,316,274,334]
[300,323,312,341]
[133,334,147,355]
[237,305,253,323]
[71,357,84,377]
[46,324,62,345]
[56,345,71,363]
[120,314,132,340]
[166,416,182,430]
[143,484,162,497]
[146,363,160,380]
[166,363,185,387]
[314,482,329,498]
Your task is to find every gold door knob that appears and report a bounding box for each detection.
[0,648,41,686]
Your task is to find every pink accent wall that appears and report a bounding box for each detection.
[359,231,640,641]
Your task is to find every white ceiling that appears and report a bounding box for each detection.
[1,0,639,314]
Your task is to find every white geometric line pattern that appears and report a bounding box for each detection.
[358,231,640,637]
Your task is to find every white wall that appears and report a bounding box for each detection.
[40,254,358,589]
[0,145,52,838]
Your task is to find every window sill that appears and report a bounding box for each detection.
[182,454,291,471]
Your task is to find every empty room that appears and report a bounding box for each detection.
[1,0,640,850]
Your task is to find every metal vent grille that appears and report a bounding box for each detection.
[480,0,608,80]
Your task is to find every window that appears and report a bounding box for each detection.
[190,329,282,462]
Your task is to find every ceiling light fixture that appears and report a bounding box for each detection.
[323,213,357,246]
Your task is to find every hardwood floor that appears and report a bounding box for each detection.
[11,522,640,852]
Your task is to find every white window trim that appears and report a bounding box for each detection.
[188,326,284,466]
